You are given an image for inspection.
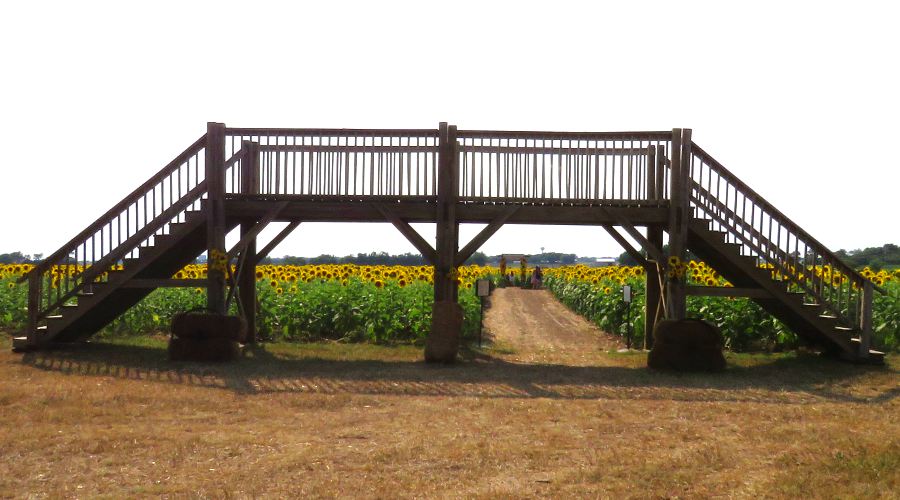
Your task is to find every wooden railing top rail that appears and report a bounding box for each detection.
[21,134,208,281]
[225,128,439,138]
[457,130,671,141]
[34,180,209,319]
[690,142,882,293]
[257,144,439,153]
[458,145,656,155]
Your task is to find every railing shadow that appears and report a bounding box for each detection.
[18,341,897,405]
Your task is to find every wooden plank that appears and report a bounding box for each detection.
[455,206,519,267]
[685,286,771,299]
[255,221,301,264]
[225,198,670,226]
[457,145,654,156]
[120,279,209,288]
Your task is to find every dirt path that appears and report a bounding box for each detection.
[482,287,622,365]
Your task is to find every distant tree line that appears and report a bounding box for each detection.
[0,252,43,264]
[5,244,897,269]
[835,244,900,270]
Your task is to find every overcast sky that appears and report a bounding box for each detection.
[2,1,897,260]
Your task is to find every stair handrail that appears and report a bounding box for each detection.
[20,134,208,282]
[689,143,881,293]
[21,135,211,339]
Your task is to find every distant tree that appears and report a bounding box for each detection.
[0,252,29,264]
[464,251,487,266]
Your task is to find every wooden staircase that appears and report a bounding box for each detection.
[32,210,239,344]
[681,141,884,364]
[685,218,883,363]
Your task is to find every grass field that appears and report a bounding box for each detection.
[1,332,897,498]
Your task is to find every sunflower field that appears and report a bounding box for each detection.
[0,263,496,344]
[544,263,900,352]
[1,261,897,350]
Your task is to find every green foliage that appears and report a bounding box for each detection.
[545,275,900,352]
[0,278,483,346]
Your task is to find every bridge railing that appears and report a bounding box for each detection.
[455,130,672,204]
[224,128,440,198]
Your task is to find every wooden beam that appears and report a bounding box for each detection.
[601,224,647,268]
[120,279,209,289]
[454,206,519,267]
[644,225,664,349]
[373,203,437,265]
[596,207,665,263]
[685,286,771,298]
[255,221,300,264]
[859,281,873,357]
[226,201,289,260]
[206,122,227,314]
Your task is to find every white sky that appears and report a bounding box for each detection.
[2,1,898,260]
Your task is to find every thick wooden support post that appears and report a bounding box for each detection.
[426,122,461,363]
[647,146,657,200]
[859,281,873,357]
[206,122,227,314]
[666,128,691,320]
[239,140,259,343]
[645,225,664,349]
[27,273,41,346]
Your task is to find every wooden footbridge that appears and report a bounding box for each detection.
[16,123,884,363]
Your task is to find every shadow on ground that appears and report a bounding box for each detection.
[16,340,898,405]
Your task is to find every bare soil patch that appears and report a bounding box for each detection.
[483,288,622,365]
[0,291,897,498]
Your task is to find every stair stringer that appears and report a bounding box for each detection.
[683,219,856,355]
[41,212,239,344]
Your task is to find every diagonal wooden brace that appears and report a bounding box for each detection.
[601,224,648,268]
[255,221,301,264]
[596,207,665,264]
[455,206,519,267]
[226,201,290,261]
[373,203,437,265]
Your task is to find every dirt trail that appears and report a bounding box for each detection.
[482,287,622,365]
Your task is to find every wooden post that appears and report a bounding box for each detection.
[644,225,664,349]
[666,128,691,320]
[206,122,227,314]
[647,146,657,201]
[859,280,873,357]
[27,273,41,346]
[426,122,461,363]
[239,140,259,343]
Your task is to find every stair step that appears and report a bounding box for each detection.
[835,326,854,332]
[819,314,838,320]
[12,337,30,351]
[46,315,63,320]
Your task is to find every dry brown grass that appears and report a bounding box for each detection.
[0,332,897,499]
